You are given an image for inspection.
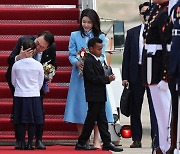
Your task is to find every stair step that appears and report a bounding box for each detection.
[0,5,77,9]
[0,0,79,142]
[0,131,78,140]
[0,69,71,83]
[0,54,8,66]
[0,8,79,21]
[0,66,72,71]
[0,50,69,54]
[45,102,66,115]
[0,98,66,102]
[53,70,71,83]
[0,102,66,115]
[0,54,70,67]
[0,118,77,131]
[0,103,12,114]
[0,23,79,36]
[44,119,77,131]
[0,85,69,99]
[0,37,69,51]
[0,85,12,98]
[0,0,79,6]
[56,54,71,67]
[0,114,66,119]
[0,135,77,140]
[0,20,78,24]
[0,114,65,120]
[45,86,69,99]
[0,35,69,40]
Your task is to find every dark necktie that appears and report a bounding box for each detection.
[98,60,102,65]
[34,53,38,61]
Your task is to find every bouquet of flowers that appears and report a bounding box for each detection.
[77,47,89,76]
[42,60,56,92]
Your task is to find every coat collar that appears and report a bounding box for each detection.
[134,25,141,51]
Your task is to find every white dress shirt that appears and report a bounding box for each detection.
[35,52,43,62]
[11,58,44,97]
[168,0,178,17]
[139,24,144,65]
[89,52,101,62]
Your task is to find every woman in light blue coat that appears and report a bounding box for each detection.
[64,8,114,148]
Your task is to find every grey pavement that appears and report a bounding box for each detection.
[55,94,152,154]
[114,93,152,154]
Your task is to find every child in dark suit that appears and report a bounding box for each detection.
[75,37,123,152]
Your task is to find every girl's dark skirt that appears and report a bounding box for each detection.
[13,97,43,124]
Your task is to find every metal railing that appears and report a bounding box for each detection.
[79,0,96,11]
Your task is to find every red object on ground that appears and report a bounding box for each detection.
[121,125,132,138]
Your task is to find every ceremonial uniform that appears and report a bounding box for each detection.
[168,0,180,152]
[142,2,171,153]
[169,0,180,92]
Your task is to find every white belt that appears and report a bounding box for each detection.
[172,29,180,36]
[145,44,171,54]
[145,44,163,50]
[167,44,171,52]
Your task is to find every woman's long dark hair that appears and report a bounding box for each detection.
[79,8,103,37]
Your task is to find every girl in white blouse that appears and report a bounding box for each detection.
[11,39,44,150]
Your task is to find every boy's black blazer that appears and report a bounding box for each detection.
[83,53,110,103]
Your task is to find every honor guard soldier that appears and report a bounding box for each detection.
[167,0,180,153]
[142,0,172,153]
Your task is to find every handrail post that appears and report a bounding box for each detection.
[79,0,96,11]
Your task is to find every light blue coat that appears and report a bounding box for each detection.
[64,31,114,124]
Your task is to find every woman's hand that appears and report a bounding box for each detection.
[76,61,84,71]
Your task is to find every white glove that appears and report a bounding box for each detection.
[157,80,169,91]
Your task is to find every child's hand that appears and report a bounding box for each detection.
[122,80,129,87]
[109,74,115,82]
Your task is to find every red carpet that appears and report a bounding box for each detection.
[0,0,79,6]
[0,146,112,154]
[0,0,79,141]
